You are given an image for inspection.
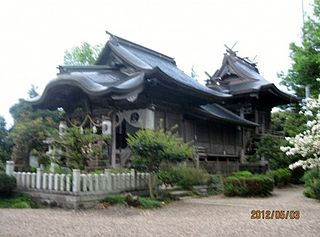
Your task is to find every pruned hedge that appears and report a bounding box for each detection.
[224,174,274,197]
[158,165,209,189]
[303,168,320,200]
[267,168,291,187]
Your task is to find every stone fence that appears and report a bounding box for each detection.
[5,161,149,208]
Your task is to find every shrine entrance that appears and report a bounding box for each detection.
[56,108,155,169]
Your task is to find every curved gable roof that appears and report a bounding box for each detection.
[28,68,145,109]
[208,51,299,104]
[97,34,231,100]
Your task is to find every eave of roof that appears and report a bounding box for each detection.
[197,103,258,127]
[28,70,145,107]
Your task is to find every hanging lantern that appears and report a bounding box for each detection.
[59,121,67,136]
[102,120,112,135]
[92,125,97,134]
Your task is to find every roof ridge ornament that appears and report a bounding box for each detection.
[224,42,238,56]
[224,42,257,67]
[106,30,119,46]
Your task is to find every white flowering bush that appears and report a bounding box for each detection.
[280,96,320,170]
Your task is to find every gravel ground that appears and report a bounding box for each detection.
[0,185,319,237]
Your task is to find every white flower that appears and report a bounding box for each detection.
[282,95,320,170]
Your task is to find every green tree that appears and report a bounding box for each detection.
[272,110,307,137]
[9,87,63,169]
[248,134,295,170]
[0,116,12,166]
[52,127,110,170]
[280,0,320,97]
[127,129,194,198]
[64,42,102,65]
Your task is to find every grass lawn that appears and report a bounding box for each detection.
[0,193,39,208]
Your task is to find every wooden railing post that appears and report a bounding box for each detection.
[72,169,80,193]
[36,168,42,190]
[104,169,112,191]
[5,161,14,176]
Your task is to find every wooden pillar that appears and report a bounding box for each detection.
[227,157,230,174]
[181,114,186,142]
[261,112,265,134]
[111,112,116,168]
[240,127,246,163]
[254,109,259,134]
[239,107,244,119]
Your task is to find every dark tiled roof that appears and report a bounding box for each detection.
[199,103,258,127]
[105,35,230,99]
[208,52,299,103]
[28,67,145,106]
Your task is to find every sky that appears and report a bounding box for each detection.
[0,0,314,128]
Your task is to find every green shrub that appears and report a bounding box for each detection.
[127,129,194,198]
[109,168,131,174]
[224,174,274,197]
[290,167,305,184]
[101,194,163,209]
[304,186,315,198]
[250,175,274,196]
[12,202,30,208]
[157,169,179,187]
[207,175,223,194]
[224,176,247,196]
[0,193,39,208]
[0,172,16,196]
[175,166,209,189]
[0,160,4,172]
[157,166,209,190]
[268,168,291,187]
[159,165,209,190]
[248,134,292,170]
[232,171,253,178]
[302,168,320,200]
[138,197,163,209]
[101,194,126,205]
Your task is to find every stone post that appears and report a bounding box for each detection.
[31,173,36,189]
[21,172,26,188]
[26,172,31,188]
[117,173,122,191]
[54,174,59,191]
[72,169,81,193]
[88,174,93,192]
[60,174,65,191]
[104,169,112,191]
[94,174,99,192]
[36,168,42,190]
[5,161,14,176]
[125,173,130,190]
[48,173,53,190]
[66,174,71,192]
[42,173,48,190]
[101,174,106,191]
[111,173,115,191]
[130,169,135,190]
[81,174,87,192]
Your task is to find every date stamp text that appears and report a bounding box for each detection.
[250,210,300,219]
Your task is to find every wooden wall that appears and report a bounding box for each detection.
[154,109,242,158]
[184,119,241,157]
